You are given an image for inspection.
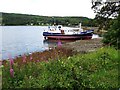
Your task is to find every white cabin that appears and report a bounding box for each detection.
[47,23,83,35]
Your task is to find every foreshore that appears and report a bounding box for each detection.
[63,38,103,53]
[1,38,103,65]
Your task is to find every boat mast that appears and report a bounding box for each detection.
[79,23,81,29]
[79,23,83,32]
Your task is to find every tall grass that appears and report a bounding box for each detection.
[2,47,119,89]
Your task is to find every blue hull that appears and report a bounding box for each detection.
[43,31,93,40]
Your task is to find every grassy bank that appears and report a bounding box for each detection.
[2,46,119,89]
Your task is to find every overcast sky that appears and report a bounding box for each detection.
[0,0,96,18]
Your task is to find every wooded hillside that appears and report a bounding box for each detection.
[2,12,96,26]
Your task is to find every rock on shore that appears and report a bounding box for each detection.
[63,38,103,53]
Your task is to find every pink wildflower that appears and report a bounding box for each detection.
[37,60,40,62]
[22,54,26,63]
[8,54,14,68]
[30,54,33,61]
[35,60,40,63]
[10,68,14,77]
[10,58,14,65]
[57,40,62,48]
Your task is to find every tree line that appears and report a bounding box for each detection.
[1,12,96,27]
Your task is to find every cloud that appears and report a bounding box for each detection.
[0,0,95,18]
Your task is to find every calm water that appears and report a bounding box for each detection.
[0,26,99,60]
[1,26,50,60]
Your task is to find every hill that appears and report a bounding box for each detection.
[1,12,96,26]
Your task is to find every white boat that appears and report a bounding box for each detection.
[43,23,94,40]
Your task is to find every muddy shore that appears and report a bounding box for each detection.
[63,38,103,53]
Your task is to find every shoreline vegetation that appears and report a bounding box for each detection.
[1,38,119,89]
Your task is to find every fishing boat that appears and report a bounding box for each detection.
[43,23,94,40]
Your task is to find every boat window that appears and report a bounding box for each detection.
[58,26,61,28]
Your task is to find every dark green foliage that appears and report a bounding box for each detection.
[2,12,96,26]
[103,10,120,49]
[92,1,120,30]
[92,1,120,48]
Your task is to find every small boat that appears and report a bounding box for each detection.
[43,23,94,40]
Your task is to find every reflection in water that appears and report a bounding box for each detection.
[43,39,76,48]
[92,34,100,39]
